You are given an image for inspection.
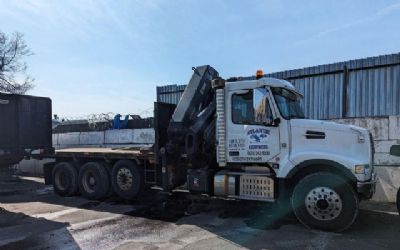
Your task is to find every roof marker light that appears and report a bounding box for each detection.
[256,70,264,79]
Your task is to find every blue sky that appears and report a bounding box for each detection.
[1,0,400,118]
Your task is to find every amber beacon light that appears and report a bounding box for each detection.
[256,69,264,79]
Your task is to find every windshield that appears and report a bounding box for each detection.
[271,87,305,119]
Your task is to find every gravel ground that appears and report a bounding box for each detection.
[0,176,399,250]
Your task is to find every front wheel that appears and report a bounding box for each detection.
[292,172,359,232]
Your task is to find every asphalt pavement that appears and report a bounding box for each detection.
[0,176,399,250]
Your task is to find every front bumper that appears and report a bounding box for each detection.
[357,172,377,200]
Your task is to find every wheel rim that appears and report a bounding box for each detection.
[117,168,133,191]
[82,171,96,194]
[305,187,342,221]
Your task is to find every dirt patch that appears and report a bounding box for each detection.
[123,193,297,230]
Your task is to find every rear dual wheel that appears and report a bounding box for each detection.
[78,162,112,200]
[53,160,144,201]
[52,162,79,197]
[111,160,143,200]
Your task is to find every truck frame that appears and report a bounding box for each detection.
[44,65,376,232]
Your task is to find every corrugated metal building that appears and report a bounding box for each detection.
[157,52,400,120]
[157,52,400,203]
[156,84,187,107]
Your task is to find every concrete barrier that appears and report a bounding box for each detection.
[53,129,155,148]
[389,116,400,140]
[133,129,155,144]
[57,132,80,145]
[104,130,134,144]
[80,131,104,145]
[335,115,400,202]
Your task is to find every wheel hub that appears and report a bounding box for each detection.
[305,187,342,221]
[316,199,329,210]
[117,168,133,191]
[82,171,96,194]
[89,176,96,186]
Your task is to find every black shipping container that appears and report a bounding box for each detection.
[0,92,53,166]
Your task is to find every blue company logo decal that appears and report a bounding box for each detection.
[247,128,270,144]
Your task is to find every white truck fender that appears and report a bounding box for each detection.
[277,152,364,181]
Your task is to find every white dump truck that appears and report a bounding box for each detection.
[45,65,376,232]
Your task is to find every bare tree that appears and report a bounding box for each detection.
[0,31,34,94]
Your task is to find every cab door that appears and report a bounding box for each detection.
[226,87,280,163]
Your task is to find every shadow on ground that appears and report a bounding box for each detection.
[1,176,400,249]
[0,208,80,249]
[0,176,297,230]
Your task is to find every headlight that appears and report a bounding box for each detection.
[355,164,370,174]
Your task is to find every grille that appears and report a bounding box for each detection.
[240,175,274,200]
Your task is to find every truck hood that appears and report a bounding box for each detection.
[288,118,373,182]
[290,119,367,135]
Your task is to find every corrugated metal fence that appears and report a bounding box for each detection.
[157,53,400,120]
[157,84,186,105]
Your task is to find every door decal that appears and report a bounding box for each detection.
[246,128,271,157]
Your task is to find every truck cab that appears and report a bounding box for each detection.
[219,76,374,185]
[210,72,376,231]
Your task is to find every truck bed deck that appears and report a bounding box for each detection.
[55,147,155,160]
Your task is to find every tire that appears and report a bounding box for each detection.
[78,162,111,200]
[291,172,359,232]
[52,162,78,197]
[397,188,400,216]
[111,160,143,200]
[103,162,115,198]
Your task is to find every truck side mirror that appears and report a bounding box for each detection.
[271,118,281,127]
[262,118,279,127]
[390,145,400,157]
